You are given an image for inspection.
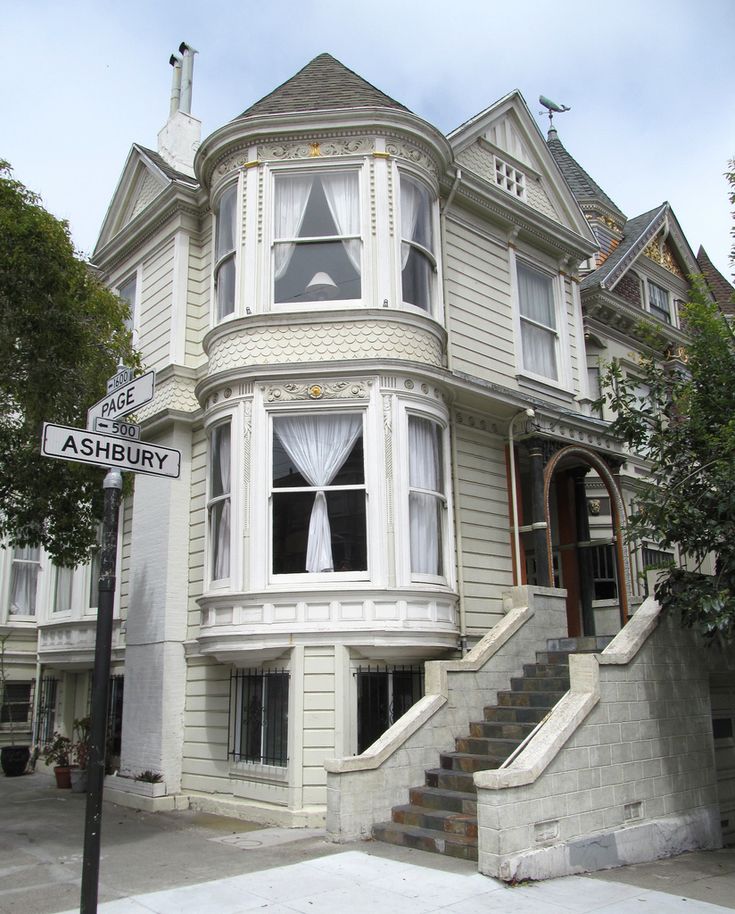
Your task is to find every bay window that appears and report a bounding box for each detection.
[400,174,435,311]
[408,416,445,577]
[517,261,559,382]
[54,564,74,613]
[9,546,40,616]
[271,413,366,574]
[214,184,237,321]
[273,170,361,304]
[208,422,232,582]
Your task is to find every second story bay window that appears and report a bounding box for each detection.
[274,171,361,305]
[272,413,366,575]
[400,174,436,312]
[208,422,232,583]
[9,546,40,617]
[408,416,445,577]
[215,184,237,322]
[517,261,559,382]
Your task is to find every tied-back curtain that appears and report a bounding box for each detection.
[10,546,40,615]
[274,414,362,572]
[212,425,231,580]
[518,264,558,380]
[274,176,314,279]
[400,178,422,270]
[321,172,361,274]
[408,418,442,575]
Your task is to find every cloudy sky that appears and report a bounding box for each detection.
[3,0,733,275]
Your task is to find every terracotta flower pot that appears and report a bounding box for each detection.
[53,765,74,789]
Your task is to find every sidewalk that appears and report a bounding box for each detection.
[2,769,734,914]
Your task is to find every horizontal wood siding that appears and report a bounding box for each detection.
[186,232,211,367]
[187,426,206,639]
[302,646,335,807]
[445,214,516,386]
[454,424,513,634]
[139,239,174,370]
[181,660,231,791]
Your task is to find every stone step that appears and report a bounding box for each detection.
[545,635,614,653]
[522,662,570,678]
[372,821,478,861]
[483,704,551,724]
[510,675,569,693]
[391,803,477,838]
[497,689,566,708]
[425,766,475,793]
[469,719,537,740]
[455,735,521,757]
[409,785,478,815]
[439,751,505,773]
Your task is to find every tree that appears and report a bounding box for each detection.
[0,162,137,566]
[599,278,735,645]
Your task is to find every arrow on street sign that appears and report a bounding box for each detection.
[106,367,135,395]
[42,423,181,479]
[94,417,141,440]
[87,369,155,429]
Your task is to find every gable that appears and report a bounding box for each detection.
[122,163,167,226]
[449,93,594,241]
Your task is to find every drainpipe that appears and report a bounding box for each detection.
[178,42,198,115]
[31,657,43,747]
[508,408,535,585]
[440,168,462,373]
[169,54,182,117]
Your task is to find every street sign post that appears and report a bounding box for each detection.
[42,424,181,478]
[87,369,155,429]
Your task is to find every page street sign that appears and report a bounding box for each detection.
[42,423,181,479]
[106,367,134,395]
[87,369,155,429]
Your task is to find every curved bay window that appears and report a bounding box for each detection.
[208,422,232,583]
[400,174,435,312]
[272,413,366,575]
[214,184,237,321]
[273,170,361,305]
[408,416,445,577]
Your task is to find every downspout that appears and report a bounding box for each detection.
[508,408,535,585]
[31,657,43,747]
[440,167,461,374]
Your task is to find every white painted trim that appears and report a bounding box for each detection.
[170,231,189,364]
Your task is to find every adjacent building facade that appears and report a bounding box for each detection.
[2,51,733,867]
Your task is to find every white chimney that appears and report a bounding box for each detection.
[157,42,201,177]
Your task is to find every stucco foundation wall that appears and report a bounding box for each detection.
[476,605,722,881]
[325,586,568,840]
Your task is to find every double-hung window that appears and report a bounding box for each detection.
[408,416,445,577]
[647,280,671,324]
[517,262,559,382]
[54,565,74,613]
[271,413,366,575]
[208,423,232,583]
[232,669,289,767]
[214,184,237,321]
[273,170,361,304]
[9,547,40,616]
[117,274,138,336]
[400,174,435,311]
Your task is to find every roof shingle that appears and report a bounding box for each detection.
[547,129,625,222]
[697,245,735,316]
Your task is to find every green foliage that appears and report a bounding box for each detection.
[599,279,735,644]
[0,162,138,565]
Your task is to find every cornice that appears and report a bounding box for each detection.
[582,288,688,350]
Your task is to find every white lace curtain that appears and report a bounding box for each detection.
[408,418,442,575]
[211,425,231,580]
[400,178,422,270]
[274,414,362,573]
[274,175,313,279]
[321,172,361,274]
[518,264,558,380]
[10,546,40,615]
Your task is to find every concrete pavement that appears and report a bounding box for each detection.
[2,768,734,913]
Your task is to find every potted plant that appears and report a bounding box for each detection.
[70,716,90,793]
[42,732,74,788]
[0,632,31,777]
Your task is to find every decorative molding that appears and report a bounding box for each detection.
[263,379,370,403]
[530,415,620,455]
[454,410,500,435]
[258,137,374,161]
[243,399,252,531]
[136,374,199,420]
[643,238,685,278]
[384,139,439,180]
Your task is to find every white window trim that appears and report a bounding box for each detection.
[644,277,675,326]
[510,248,573,393]
[205,410,239,593]
[115,267,141,346]
[211,178,241,325]
[268,163,369,314]
[230,662,291,774]
[397,168,441,320]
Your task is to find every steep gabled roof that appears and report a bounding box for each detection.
[135,145,198,186]
[237,53,411,119]
[697,246,735,316]
[546,129,626,223]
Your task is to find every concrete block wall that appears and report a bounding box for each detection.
[475,599,723,881]
[325,586,568,840]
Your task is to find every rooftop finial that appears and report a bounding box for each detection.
[539,95,570,137]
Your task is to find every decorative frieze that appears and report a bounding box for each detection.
[262,379,370,402]
[643,237,685,278]
[258,137,374,161]
[384,139,439,180]
[454,411,500,435]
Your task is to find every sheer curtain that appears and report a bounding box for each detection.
[400,178,422,269]
[408,418,442,575]
[10,546,40,615]
[321,172,361,273]
[274,176,313,279]
[211,425,231,580]
[274,414,362,572]
[518,264,557,380]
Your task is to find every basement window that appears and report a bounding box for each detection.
[355,665,424,753]
[230,669,289,767]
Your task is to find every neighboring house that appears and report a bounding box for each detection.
[1,51,733,877]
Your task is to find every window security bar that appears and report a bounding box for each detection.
[354,665,424,754]
[229,669,289,767]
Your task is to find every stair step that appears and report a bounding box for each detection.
[546,635,613,653]
[409,785,478,815]
[510,675,569,692]
[522,662,570,678]
[425,767,475,793]
[497,689,566,708]
[440,751,505,773]
[455,735,521,757]
[470,719,536,739]
[372,821,478,861]
[484,704,551,724]
[391,804,477,838]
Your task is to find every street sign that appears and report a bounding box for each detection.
[94,417,141,440]
[106,367,135,395]
[87,369,155,429]
[42,423,181,479]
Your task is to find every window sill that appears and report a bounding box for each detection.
[516,372,575,400]
[230,761,288,783]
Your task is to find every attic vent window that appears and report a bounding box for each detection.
[494,157,526,200]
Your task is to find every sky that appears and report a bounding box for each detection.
[2,0,734,277]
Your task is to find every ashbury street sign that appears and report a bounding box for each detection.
[42,424,181,479]
[87,369,155,429]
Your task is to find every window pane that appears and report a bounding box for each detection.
[216,186,237,260]
[54,566,74,612]
[401,246,433,310]
[1,682,31,725]
[239,674,263,762]
[215,257,236,321]
[210,500,231,580]
[10,547,40,615]
[237,672,288,766]
[409,493,443,575]
[521,320,558,380]
[262,673,289,766]
[210,425,231,498]
[274,241,361,303]
[648,281,671,322]
[401,176,433,251]
[518,263,555,328]
[409,417,442,493]
[118,275,137,334]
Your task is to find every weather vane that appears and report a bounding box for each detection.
[539,95,570,130]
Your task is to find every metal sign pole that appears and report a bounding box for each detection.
[80,467,123,914]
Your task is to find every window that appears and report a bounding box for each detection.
[208,423,232,582]
[271,413,366,574]
[408,416,445,577]
[494,156,526,200]
[587,543,618,601]
[231,669,289,766]
[274,171,361,304]
[214,184,237,321]
[355,665,424,753]
[54,565,74,613]
[400,174,435,311]
[117,274,137,335]
[37,677,58,744]
[517,262,559,381]
[9,546,40,616]
[647,280,671,324]
[1,681,32,727]
[642,546,674,569]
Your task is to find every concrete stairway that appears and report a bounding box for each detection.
[372,636,611,861]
